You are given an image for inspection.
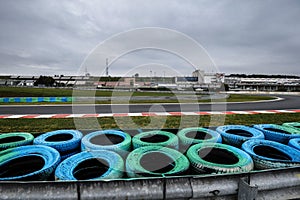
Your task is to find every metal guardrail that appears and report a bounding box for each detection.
[1,167,299,200]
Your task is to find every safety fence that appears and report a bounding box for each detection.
[0,97,73,103]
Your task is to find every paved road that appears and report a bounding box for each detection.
[0,95,299,115]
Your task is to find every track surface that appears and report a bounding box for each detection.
[0,95,299,115]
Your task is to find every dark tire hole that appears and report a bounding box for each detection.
[91,134,124,145]
[140,134,169,143]
[0,136,25,144]
[264,128,291,135]
[73,158,109,180]
[253,145,291,161]
[45,133,73,142]
[140,152,175,174]
[198,148,239,165]
[293,126,300,129]
[226,129,253,137]
[186,131,213,140]
[0,155,45,178]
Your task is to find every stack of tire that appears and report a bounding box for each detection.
[1,122,300,181]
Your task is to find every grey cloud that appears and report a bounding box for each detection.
[0,0,299,76]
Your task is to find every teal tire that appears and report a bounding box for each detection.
[0,132,34,151]
[177,127,222,153]
[55,150,124,180]
[81,130,131,157]
[126,146,190,178]
[0,145,61,181]
[187,143,253,174]
[132,130,179,150]
[283,122,300,131]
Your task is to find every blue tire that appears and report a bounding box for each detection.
[216,125,264,147]
[177,127,222,153]
[242,139,300,169]
[81,130,131,157]
[0,145,61,181]
[33,130,83,159]
[0,132,34,150]
[253,124,300,144]
[187,143,253,174]
[288,138,300,151]
[132,130,179,150]
[55,150,124,180]
[126,146,190,178]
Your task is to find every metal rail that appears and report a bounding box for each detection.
[1,167,299,200]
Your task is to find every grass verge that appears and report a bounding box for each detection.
[0,113,299,134]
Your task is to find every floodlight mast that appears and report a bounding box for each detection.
[105,58,109,76]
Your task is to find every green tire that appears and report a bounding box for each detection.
[132,130,179,150]
[126,146,190,178]
[187,143,253,174]
[0,132,34,151]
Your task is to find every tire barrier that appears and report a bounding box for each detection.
[0,132,34,151]
[33,130,83,160]
[55,150,124,180]
[253,124,300,144]
[288,138,300,151]
[0,97,73,103]
[283,122,300,131]
[242,139,300,170]
[126,146,190,178]
[81,130,131,157]
[216,125,264,147]
[0,145,60,181]
[132,130,179,150]
[177,127,222,153]
[187,143,253,174]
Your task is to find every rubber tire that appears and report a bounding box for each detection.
[0,145,61,181]
[132,130,179,150]
[288,138,300,151]
[126,146,190,178]
[216,125,264,147]
[187,143,253,174]
[253,124,300,144]
[242,139,300,170]
[177,127,222,153]
[81,130,131,157]
[0,132,34,151]
[283,122,300,131]
[33,130,83,154]
[55,150,124,180]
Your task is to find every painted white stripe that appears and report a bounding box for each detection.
[6,115,27,118]
[252,110,277,114]
[34,114,55,118]
[231,111,253,114]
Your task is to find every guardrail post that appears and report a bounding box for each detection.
[238,178,258,200]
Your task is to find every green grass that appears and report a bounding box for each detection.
[0,113,299,134]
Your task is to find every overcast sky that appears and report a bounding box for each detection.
[0,0,299,77]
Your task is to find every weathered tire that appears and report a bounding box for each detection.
[283,122,300,131]
[187,143,253,174]
[216,125,264,147]
[0,132,34,151]
[126,146,190,178]
[0,145,61,181]
[177,127,222,153]
[34,130,83,159]
[242,139,300,169]
[288,138,300,151]
[132,130,179,150]
[55,150,124,180]
[81,130,131,157]
[253,124,300,144]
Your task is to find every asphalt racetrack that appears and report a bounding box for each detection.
[0,95,299,115]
